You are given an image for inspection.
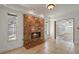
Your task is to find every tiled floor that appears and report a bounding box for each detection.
[3,38,79,54]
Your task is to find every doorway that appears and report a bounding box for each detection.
[44,19,50,40]
[55,18,74,43]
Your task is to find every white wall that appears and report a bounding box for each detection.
[0,6,23,53]
[49,10,79,44]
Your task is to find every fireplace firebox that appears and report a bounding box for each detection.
[31,32,41,39]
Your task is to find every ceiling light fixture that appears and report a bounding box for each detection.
[47,4,55,10]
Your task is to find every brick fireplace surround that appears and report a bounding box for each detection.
[23,14,45,49]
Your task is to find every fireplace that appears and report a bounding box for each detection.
[24,15,44,49]
[31,32,41,39]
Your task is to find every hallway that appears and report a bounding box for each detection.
[3,38,79,54]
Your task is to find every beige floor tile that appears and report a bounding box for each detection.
[3,38,79,54]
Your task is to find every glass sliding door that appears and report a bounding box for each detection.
[8,14,17,41]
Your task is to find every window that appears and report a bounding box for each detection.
[8,13,17,41]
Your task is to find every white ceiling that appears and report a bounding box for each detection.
[2,4,79,18]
